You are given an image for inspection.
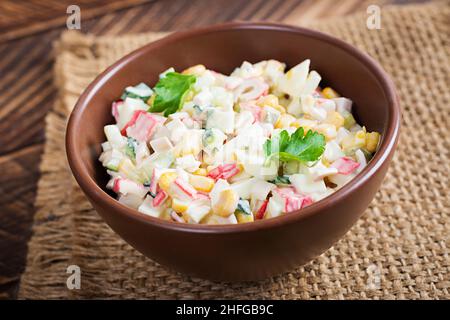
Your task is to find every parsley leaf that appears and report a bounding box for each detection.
[263,127,326,163]
[148,72,196,116]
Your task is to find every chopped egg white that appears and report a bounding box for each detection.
[99,59,380,224]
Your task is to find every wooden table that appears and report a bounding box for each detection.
[0,0,428,299]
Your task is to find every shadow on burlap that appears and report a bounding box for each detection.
[19,2,449,299]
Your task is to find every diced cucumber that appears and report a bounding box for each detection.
[343,111,356,129]
[137,160,154,184]
[193,104,203,114]
[202,129,215,145]
[104,125,126,149]
[105,158,121,171]
[125,137,138,159]
[236,199,251,215]
[270,175,291,186]
[344,148,357,157]
[360,148,373,161]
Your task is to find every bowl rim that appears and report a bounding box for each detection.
[66,21,400,234]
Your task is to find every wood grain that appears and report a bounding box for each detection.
[0,0,431,299]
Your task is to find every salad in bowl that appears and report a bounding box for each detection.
[99,59,380,225]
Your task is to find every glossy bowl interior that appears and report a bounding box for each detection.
[66,22,400,281]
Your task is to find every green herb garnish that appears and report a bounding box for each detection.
[263,127,326,164]
[148,72,196,116]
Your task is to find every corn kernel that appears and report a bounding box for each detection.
[181,64,206,76]
[366,132,380,152]
[275,114,296,129]
[235,212,254,223]
[212,189,239,217]
[158,172,178,191]
[322,87,340,99]
[286,70,293,80]
[193,168,207,176]
[189,175,215,192]
[325,111,345,128]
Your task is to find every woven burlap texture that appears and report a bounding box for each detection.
[19,2,449,299]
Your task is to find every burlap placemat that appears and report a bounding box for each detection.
[19,2,449,299]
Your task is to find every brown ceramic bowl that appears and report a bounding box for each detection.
[66,22,400,281]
